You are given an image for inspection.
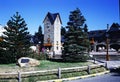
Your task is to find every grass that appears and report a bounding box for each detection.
[0,60,92,72]
[38,60,92,70]
[0,60,107,82]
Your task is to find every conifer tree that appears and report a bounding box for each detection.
[61,26,66,36]
[0,12,30,63]
[62,8,90,62]
[34,26,43,50]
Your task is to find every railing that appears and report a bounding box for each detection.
[0,64,105,82]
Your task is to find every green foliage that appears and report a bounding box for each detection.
[62,8,90,62]
[61,26,66,36]
[29,52,48,60]
[34,25,44,49]
[0,12,30,64]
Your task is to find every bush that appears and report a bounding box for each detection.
[62,53,89,62]
[29,52,48,60]
[0,50,16,64]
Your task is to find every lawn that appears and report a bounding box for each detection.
[0,60,92,72]
[38,60,92,70]
[0,60,107,82]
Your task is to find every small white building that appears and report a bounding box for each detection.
[0,24,6,36]
[43,12,62,55]
[0,24,6,41]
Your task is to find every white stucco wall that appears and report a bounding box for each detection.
[43,15,62,54]
[53,16,61,54]
[0,25,6,36]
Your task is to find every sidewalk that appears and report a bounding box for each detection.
[89,59,120,69]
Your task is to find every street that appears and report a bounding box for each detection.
[67,73,120,82]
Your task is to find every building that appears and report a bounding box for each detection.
[43,12,62,55]
[0,25,6,42]
[89,23,120,52]
[0,25,5,36]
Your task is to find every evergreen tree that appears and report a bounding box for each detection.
[37,26,43,44]
[33,25,43,51]
[62,8,90,62]
[61,26,66,44]
[61,26,66,36]
[0,12,30,63]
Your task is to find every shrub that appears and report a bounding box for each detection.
[62,53,89,62]
[29,52,48,60]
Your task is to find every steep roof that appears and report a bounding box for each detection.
[89,29,106,38]
[43,12,62,24]
[108,23,120,32]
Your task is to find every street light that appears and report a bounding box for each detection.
[38,41,41,54]
[106,33,110,61]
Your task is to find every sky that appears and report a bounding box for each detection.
[0,0,119,35]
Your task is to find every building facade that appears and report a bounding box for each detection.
[89,23,120,52]
[43,12,62,55]
[0,25,6,42]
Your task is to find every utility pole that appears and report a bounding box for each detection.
[106,24,110,61]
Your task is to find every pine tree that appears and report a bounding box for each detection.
[62,8,90,62]
[61,26,66,36]
[37,26,43,44]
[0,12,30,63]
[34,26,43,50]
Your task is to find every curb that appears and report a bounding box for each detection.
[37,71,110,82]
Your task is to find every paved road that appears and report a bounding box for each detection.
[106,61,120,69]
[88,60,120,69]
[67,73,120,82]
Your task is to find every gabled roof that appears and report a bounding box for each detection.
[108,23,120,32]
[89,29,106,38]
[43,12,62,24]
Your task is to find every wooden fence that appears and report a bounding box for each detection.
[0,63,106,82]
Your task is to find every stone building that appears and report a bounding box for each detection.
[89,23,120,52]
[43,12,62,55]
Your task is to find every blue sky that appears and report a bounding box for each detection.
[0,0,119,35]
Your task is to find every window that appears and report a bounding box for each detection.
[46,23,50,28]
[48,35,50,38]
[56,41,59,50]
[48,29,50,32]
[56,47,58,50]
[47,26,49,28]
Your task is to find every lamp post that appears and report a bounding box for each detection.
[38,41,41,54]
[106,33,110,61]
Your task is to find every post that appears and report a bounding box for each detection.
[106,24,110,61]
[106,37,110,61]
[94,58,96,64]
[53,51,55,58]
[105,62,108,69]
[87,65,90,74]
[58,67,61,79]
[18,71,21,82]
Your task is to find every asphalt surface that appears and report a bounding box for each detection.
[67,73,120,82]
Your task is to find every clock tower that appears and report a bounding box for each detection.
[43,12,62,55]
